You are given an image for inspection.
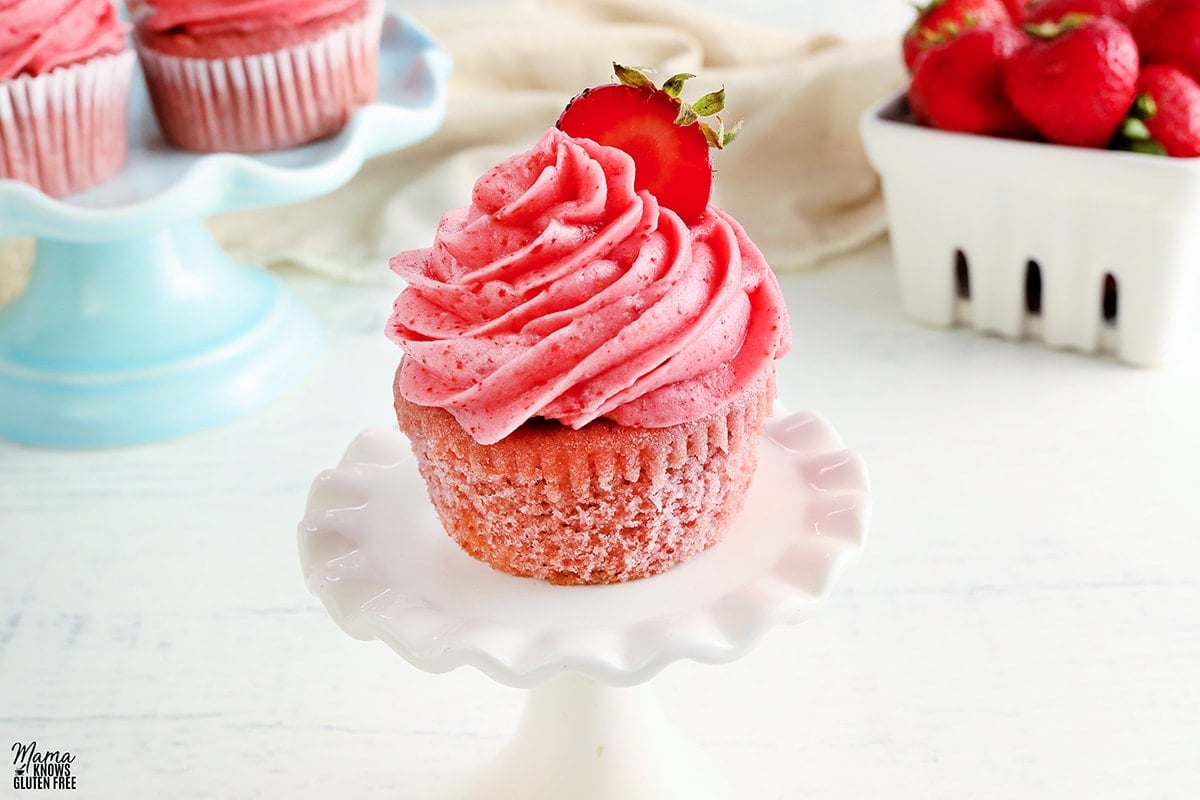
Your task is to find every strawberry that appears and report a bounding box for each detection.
[1116,64,1200,156]
[1025,0,1143,22]
[1002,0,1034,20]
[1129,0,1200,84]
[1004,16,1140,147]
[908,24,1031,136]
[556,64,739,222]
[903,0,1013,72]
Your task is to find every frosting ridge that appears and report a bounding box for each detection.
[388,128,791,445]
[137,0,365,36]
[0,0,126,80]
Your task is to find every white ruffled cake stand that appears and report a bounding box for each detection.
[298,412,870,799]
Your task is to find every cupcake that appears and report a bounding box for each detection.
[388,66,792,585]
[132,0,384,153]
[0,0,134,197]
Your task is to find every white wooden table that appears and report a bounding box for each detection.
[2,237,1199,798]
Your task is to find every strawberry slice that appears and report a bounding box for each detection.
[557,64,739,222]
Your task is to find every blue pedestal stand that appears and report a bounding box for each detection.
[0,12,449,447]
[0,221,320,447]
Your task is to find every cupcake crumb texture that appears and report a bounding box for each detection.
[396,370,774,585]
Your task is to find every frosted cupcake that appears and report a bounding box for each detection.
[0,0,134,197]
[388,67,791,585]
[132,0,384,153]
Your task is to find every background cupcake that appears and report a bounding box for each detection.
[0,0,134,197]
[132,0,385,153]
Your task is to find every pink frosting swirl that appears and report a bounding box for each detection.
[0,0,126,80]
[138,0,365,35]
[388,128,791,445]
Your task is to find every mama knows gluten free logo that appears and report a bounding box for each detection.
[11,742,76,791]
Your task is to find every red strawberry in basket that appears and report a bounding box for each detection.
[1129,0,1200,84]
[557,64,739,222]
[1002,0,1034,20]
[903,0,1013,71]
[909,25,1031,136]
[1116,64,1200,156]
[1025,0,1144,22]
[1004,15,1140,147]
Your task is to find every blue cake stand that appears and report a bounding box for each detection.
[0,12,449,448]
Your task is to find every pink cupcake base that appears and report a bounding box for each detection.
[395,370,776,585]
[0,51,135,198]
[135,3,384,153]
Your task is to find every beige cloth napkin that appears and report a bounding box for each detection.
[0,0,903,301]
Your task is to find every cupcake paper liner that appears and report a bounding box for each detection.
[135,2,384,153]
[0,50,135,198]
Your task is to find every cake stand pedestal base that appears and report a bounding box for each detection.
[455,674,731,800]
[300,419,870,797]
[0,220,320,447]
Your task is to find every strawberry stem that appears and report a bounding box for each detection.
[675,105,700,126]
[1120,118,1152,140]
[607,62,741,150]
[1110,98,1167,156]
[701,117,743,149]
[692,87,726,117]
[1023,13,1093,39]
[920,20,960,47]
[613,63,655,88]
[909,0,948,29]
[1129,92,1158,122]
[1129,140,1168,155]
[662,73,695,98]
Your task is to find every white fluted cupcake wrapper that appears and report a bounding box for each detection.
[136,2,384,153]
[0,50,135,198]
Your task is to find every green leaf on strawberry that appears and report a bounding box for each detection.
[662,73,696,98]
[556,63,741,221]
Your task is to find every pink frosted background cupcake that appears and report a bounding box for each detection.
[0,0,134,197]
[388,128,792,585]
[132,0,385,153]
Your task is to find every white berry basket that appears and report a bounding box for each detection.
[860,92,1200,367]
